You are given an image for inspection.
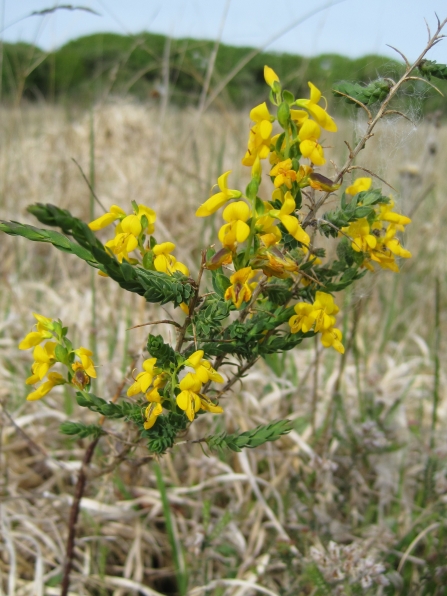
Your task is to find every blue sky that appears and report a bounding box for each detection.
[2,0,447,61]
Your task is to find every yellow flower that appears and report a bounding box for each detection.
[127,358,158,396]
[309,292,339,332]
[290,109,309,126]
[298,120,325,166]
[295,82,337,132]
[218,201,251,249]
[242,103,274,166]
[144,402,163,429]
[105,214,142,262]
[321,327,344,354]
[198,395,224,414]
[382,225,412,258]
[196,171,242,217]
[185,350,224,384]
[176,374,202,422]
[26,341,57,384]
[252,245,298,279]
[146,387,163,403]
[269,192,310,245]
[224,267,258,309]
[152,242,189,276]
[270,159,297,189]
[378,200,411,229]
[19,313,54,350]
[345,177,372,195]
[88,205,126,231]
[71,362,93,389]
[73,347,97,378]
[342,218,377,253]
[264,65,280,89]
[27,372,65,401]
[289,303,315,334]
[136,205,157,234]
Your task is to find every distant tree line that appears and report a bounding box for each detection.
[1,32,445,114]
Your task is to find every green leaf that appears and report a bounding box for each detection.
[282,89,295,105]
[212,273,231,298]
[332,79,392,107]
[55,344,69,365]
[418,59,447,81]
[60,421,105,439]
[207,419,292,452]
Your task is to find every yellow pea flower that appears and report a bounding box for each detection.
[105,214,142,262]
[152,242,189,276]
[298,119,325,166]
[185,350,224,384]
[136,205,157,234]
[252,245,298,279]
[270,159,297,189]
[289,303,315,334]
[269,192,310,246]
[196,171,242,217]
[295,82,337,132]
[290,109,309,126]
[321,327,344,353]
[378,200,411,229]
[224,267,258,309]
[71,361,94,389]
[309,292,339,333]
[242,103,274,166]
[144,402,163,429]
[218,201,251,249]
[198,395,224,414]
[345,177,372,195]
[342,218,377,253]
[19,313,54,350]
[88,205,126,231]
[73,347,97,378]
[176,373,202,422]
[146,387,163,403]
[382,225,412,258]
[26,341,57,384]
[27,372,65,401]
[127,358,158,396]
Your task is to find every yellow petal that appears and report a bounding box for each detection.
[154,242,175,256]
[196,193,229,217]
[249,102,272,124]
[121,214,142,236]
[88,212,118,231]
[299,119,321,141]
[223,201,251,223]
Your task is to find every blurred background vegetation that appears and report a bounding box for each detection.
[3,32,447,113]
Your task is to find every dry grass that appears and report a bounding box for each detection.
[1,100,447,595]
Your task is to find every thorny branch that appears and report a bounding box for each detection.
[303,16,447,227]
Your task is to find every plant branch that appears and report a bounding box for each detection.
[60,356,137,596]
[303,16,447,226]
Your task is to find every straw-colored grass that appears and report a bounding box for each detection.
[1,100,447,595]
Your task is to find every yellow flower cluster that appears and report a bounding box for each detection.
[289,292,344,353]
[19,314,96,400]
[126,351,224,428]
[342,178,411,272]
[89,204,189,276]
[193,67,341,309]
